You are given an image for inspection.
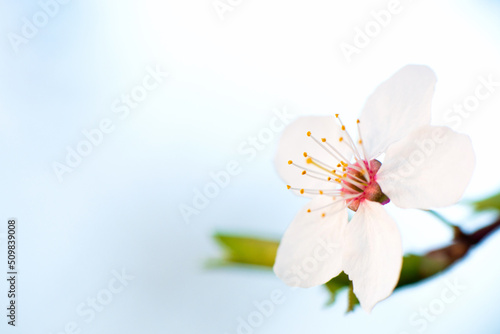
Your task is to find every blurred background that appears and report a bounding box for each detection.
[1,0,500,333]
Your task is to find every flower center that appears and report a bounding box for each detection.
[286,114,390,215]
[341,159,389,211]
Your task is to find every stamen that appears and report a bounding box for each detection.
[345,171,369,185]
[356,119,369,162]
[290,162,333,178]
[347,164,364,174]
[340,181,363,194]
[288,186,342,196]
[306,197,349,214]
[308,133,346,162]
[342,176,367,189]
[308,200,340,212]
[304,173,334,183]
[332,171,344,179]
[323,140,350,163]
[306,154,337,171]
[338,117,370,180]
[335,114,364,162]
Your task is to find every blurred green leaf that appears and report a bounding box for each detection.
[212,233,278,268]
[397,254,449,288]
[346,282,359,313]
[324,272,351,306]
[471,191,500,212]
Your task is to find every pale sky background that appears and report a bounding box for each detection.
[1,0,500,333]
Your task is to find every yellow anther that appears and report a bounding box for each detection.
[321,213,326,218]
[339,137,343,142]
[359,139,363,144]
[341,125,346,131]
[319,190,323,195]
[288,160,293,165]
[303,152,308,157]
[287,185,291,189]
[321,138,326,142]
[335,178,341,183]
[327,177,331,181]
[357,119,360,124]
[300,189,305,194]
[302,170,306,175]
[341,161,348,167]
[335,114,339,118]
[342,167,346,172]
[306,157,313,164]
[337,163,341,167]
[343,173,347,177]
[307,131,311,136]
[307,209,311,213]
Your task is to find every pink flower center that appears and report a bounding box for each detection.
[341,159,389,211]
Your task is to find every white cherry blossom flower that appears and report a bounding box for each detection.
[273,65,475,312]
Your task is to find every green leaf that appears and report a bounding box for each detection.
[212,233,278,268]
[397,254,449,288]
[346,282,359,313]
[471,191,500,212]
[324,272,351,305]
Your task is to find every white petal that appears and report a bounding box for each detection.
[359,65,437,158]
[342,201,402,312]
[377,126,475,209]
[275,116,353,197]
[273,196,347,288]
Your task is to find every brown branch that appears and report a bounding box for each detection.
[425,217,500,268]
[467,217,500,245]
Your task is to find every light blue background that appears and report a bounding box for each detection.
[0,0,500,333]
